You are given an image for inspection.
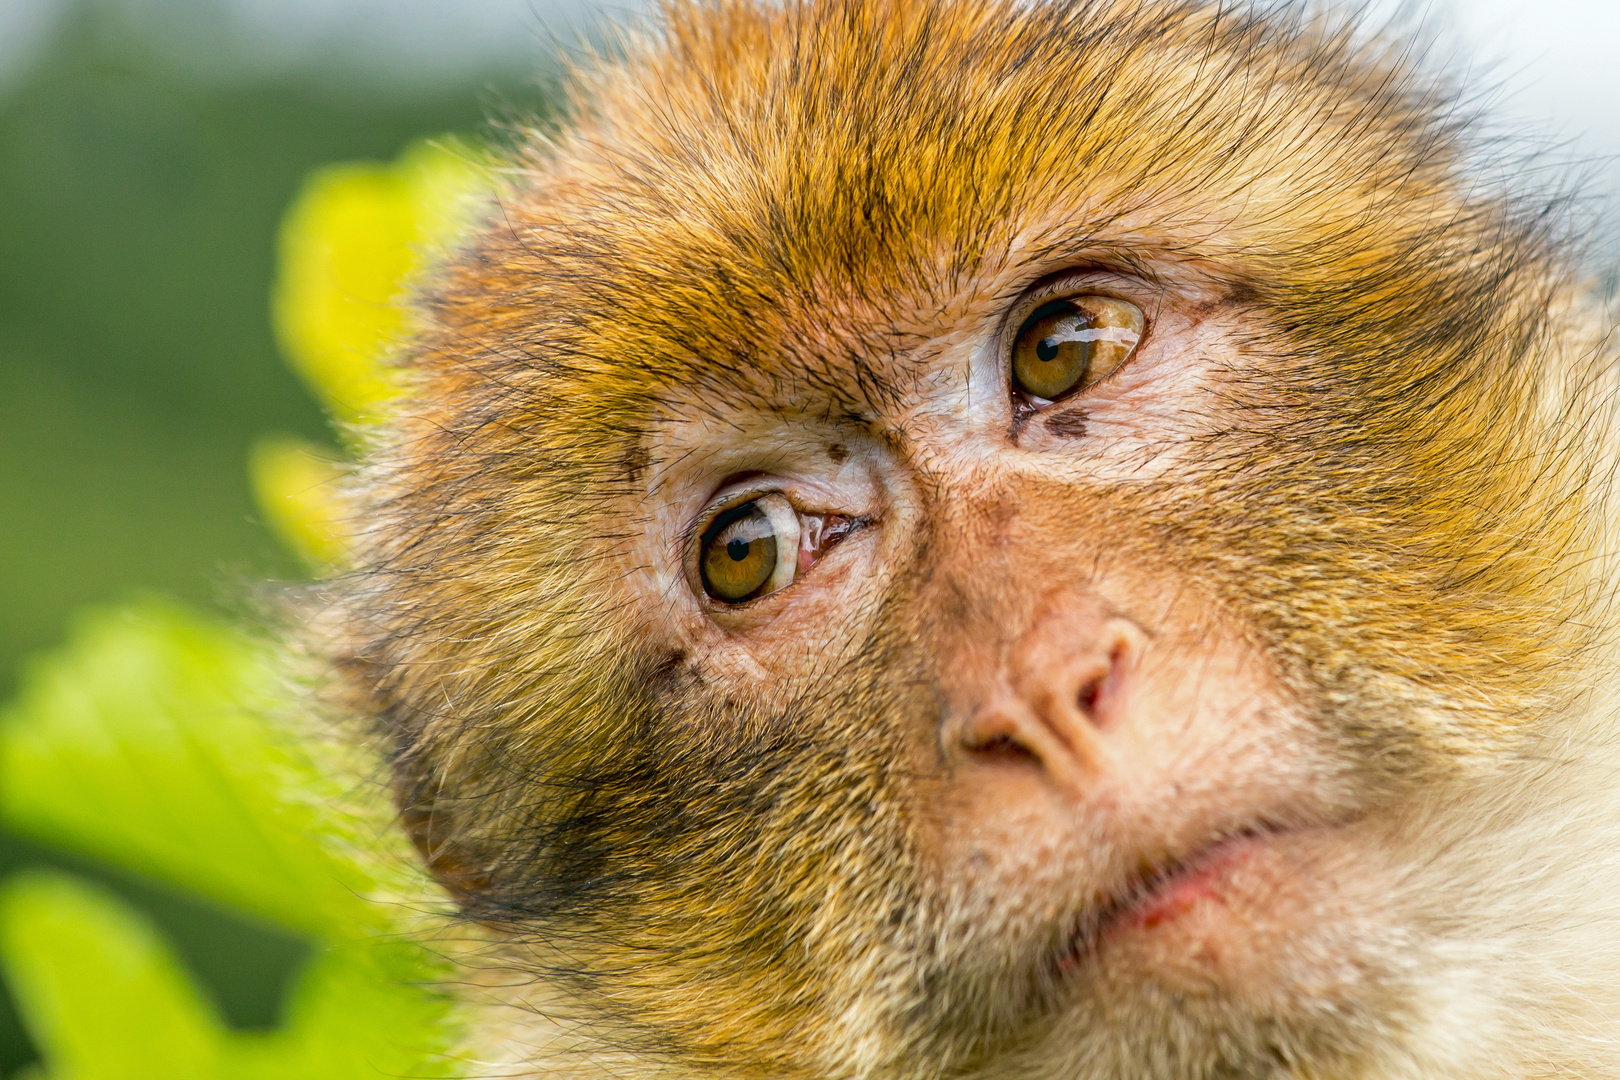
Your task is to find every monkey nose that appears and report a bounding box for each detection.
[950,616,1142,796]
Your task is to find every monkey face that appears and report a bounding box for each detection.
[605,267,1400,1076]
[344,1,1616,1077]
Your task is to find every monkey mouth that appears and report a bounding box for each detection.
[1053,822,1290,973]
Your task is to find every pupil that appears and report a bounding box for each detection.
[727,538,751,562]
[1036,337,1059,363]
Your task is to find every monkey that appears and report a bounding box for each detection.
[322,0,1620,1076]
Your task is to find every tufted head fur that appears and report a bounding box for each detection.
[328,1,1620,1077]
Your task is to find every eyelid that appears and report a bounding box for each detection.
[682,479,788,552]
[1000,271,1147,349]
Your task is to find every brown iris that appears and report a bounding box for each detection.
[699,494,800,603]
[1010,294,1144,402]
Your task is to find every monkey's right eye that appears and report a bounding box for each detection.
[699,494,801,604]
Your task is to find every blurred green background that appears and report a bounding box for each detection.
[0,2,549,1072]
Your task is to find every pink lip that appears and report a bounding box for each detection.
[1117,835,1256,932]
[1056,830,1272,972]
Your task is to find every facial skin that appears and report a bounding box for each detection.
[332,1,1620,1077]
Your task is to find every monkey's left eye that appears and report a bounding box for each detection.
[1010,294,1144,403]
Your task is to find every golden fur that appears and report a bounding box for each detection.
[326,1,1620,1076]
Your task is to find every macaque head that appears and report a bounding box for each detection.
[338,1,1620,1077]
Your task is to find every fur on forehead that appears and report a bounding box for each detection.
[425,0,1554,434]
[374,0,1597,763]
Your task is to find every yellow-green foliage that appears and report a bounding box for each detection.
[0,604,463,1079]
[0,136,489,1078]
[248,437,351,570]
[255,138,493,569]
[271,138,491,430]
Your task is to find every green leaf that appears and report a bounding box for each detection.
[0,601,384,938]
[0,600,466,1076]
[271,137,492,431]
[248,436,352,571]
[235,941,462,1080]
[0,871,225,1080]
[0,875,464,1080]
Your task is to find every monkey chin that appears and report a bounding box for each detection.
[1014,827,1393,1080]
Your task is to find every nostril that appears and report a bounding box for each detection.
[953,695,1097,791]
[1076,638,1129,728]
[964,731,1039,763]
[1077,675,1101,719]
